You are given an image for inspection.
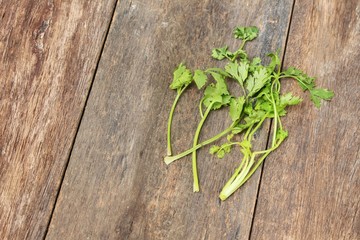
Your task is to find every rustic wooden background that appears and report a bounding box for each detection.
[1,0,359,239]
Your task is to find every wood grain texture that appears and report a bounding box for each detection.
[0,1,116,239]
[251,0,360,239]
[46,0,294,239]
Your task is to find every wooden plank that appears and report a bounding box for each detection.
[0,1,116,239]
[251,0,360,239]
[46,0,294,239]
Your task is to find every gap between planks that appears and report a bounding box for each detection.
[248,0,296,239]
[42,1,120,239]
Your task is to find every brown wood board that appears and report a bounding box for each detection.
[46,0,294,239]
[251,0,360,239]
[0,1,116,239]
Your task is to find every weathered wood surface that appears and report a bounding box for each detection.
[0,1,116,239]
[46,0,294,239]
[251,0,360,239]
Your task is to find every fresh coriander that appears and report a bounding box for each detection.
[164,26,334,200]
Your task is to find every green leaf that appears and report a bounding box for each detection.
[232,49,248,61]
[276,129,288,142]
[211,46,233,60]
[209,142,234,158]
[206,68,230,77]
[252,57,262,65]
[283,66,302,76]
[246,67,270,97]
[283,67,315,91]
[274,93,302,116]
[217,149,225,159]
[210,72,229,95]
[310,88,334,100]
[238,62,249,82]
[267,52,281,72]
[193,70,207,89]
[203,76,231,110]
[256,101,273,112]
[202,72,230,109]
[221,95,232,105]
[226,62,249,86]
[279,93,302,107]
[203,84,223,107]
[223,144,231,153]
[225,62,240,80]
[209,145,220,155]
[243,102,254,115]
[212,95,231,110]
[283,67,333,108]
[240,140,252,149]
[227,133,234,141]
[233,26,259,41]
[240,139,252,156]
[245,75,255,95]
[310,88,334,108]
[229,96,245,121]
[169,63,192,90]
[244,109,267,125]
[249,57,262,73]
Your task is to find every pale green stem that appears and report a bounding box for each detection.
[192,103,213,192]
[230,40,247,62]
[277,114,283,130]
[221,154,249,192]
[238,138,285,187]
[243,124,254,140]
[218,142,241,151]
[219,137,285,201]
[248,114,268,140]
[280,74,309,91]
[164,121,237,164]
[270,82,278,148]
[199,98,205,118]
[240,41,246,50]
[167,86,187,156]
[219,154,255,200]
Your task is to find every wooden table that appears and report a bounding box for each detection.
[1,0,359,239]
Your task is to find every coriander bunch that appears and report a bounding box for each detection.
[165,26,334,200]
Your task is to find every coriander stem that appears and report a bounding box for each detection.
[280,75,310,91]
[167,86,188,156]
[192,103,213,192]
[238,138,285,187]
[240,85,247,98]
[199,98,205,118]
[277,114,283,130]
[253,141,281,154]
[219,142,241,151]
[225,55,233,61]
[237,152,270,188]
[164,121,237,164]
[272,114,277,148]
[221,154,248,192]
[244,124,254,140]
[240,40,247,50]
[219,137,285,201]
[270,82,278,148]
[230,40,247,62]
[219,154,255,200]
[248,114,268,140]
[219,100,275,200]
